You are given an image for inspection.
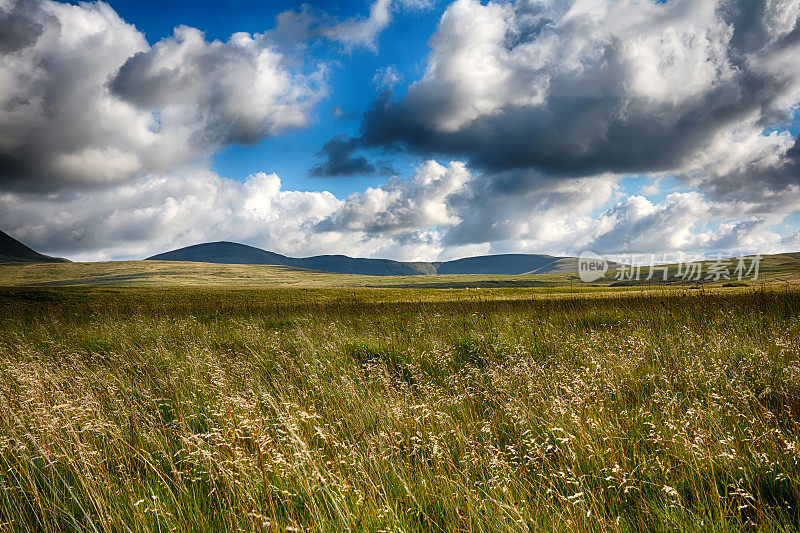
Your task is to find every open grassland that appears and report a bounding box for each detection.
[1,286,800,531]
[0,260,572,288]
[0,252,798,289]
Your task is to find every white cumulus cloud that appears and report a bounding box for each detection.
[0,0,326,192]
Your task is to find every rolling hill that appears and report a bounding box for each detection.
[147,242,437,276]
[0,229,68,263]
[436,254,560,275]
[146,241,300,266]
[146,241,569,276]
[523,257,622,275]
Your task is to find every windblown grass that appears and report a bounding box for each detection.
[0,286,799,531]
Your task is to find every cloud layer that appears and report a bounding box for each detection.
[355,0,800,205]
[2,158,790,262]
[1,0,799,261]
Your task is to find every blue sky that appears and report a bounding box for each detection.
[2,0,800,261]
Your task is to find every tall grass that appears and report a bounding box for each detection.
[0,287,799,531]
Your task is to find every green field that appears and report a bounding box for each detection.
[0,260,569,288]
[0,251,799,289]
[1,285,800,531]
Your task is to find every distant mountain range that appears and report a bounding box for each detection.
[146,241,590,276]
[0,232,616,277]
[0,229,69,264]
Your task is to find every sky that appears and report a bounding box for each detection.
[1,0,800,262]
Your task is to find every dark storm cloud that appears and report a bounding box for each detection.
[721,0,800,60]
[694,135,800,210]
[0,1,44,54]
[344,0,800,182]
[309,135,394,177]
[310,135,377,176]
[0,1,152,192]
[360,74,781,176]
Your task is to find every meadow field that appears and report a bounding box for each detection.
[0,285,799,531]
[0,251,798,288]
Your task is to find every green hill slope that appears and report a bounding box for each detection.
[0,229,69,263]
[146,242,562,276]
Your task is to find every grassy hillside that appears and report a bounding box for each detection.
[1,286,799,531]
[146,242,571,276]
[147,241,301,266]
[435,254,560,274]
[146,242,437,276]
[0,261,364,287]
[0,260,566,288]
[0,229,68,264]
[1,253,799,288]
[0,260,590,288]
